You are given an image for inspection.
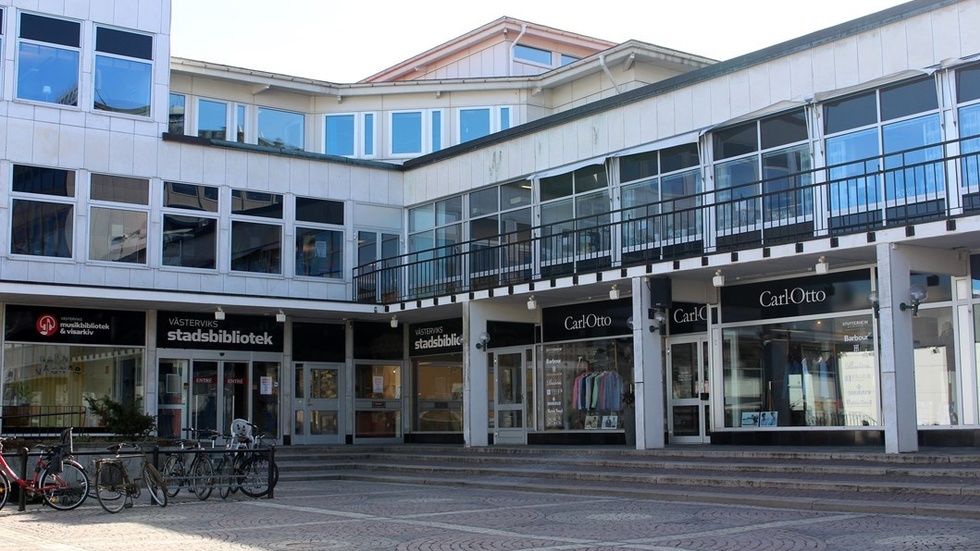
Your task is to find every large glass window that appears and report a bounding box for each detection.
[325,114,355,156]
[392,111,422,155]
[162,182,219,269]
[93,27,152,116]
[412,357,462,432]
[197,99,227,140]
[722,315,878,428]
[956,65,980,191]
[258,107,304,150]
[295,196,344,278]
[10,165,75,258]
[17,13,79,106]
[408,197,462,294]
[459,106,513,143]
[538,338,632,431]
[231,221,281,274]
[539,164,610,267]
[89,174,149,263]
[514,44,552,66]
[913,307,957,425]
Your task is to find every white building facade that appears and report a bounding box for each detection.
[1,0,979,452]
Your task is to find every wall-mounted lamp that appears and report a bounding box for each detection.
[867,291,879,317]
[527,296,537,310]
[390,315,399,328]
[475,331,491,350]
[712,270,725,288]
[276,310,286,323]
[214,307,225,321]
[609,284,620,300]
[649,308,667,333]
[899,284,928,316]
[815,256,829,274]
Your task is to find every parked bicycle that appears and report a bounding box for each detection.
[93,442,167,513]
[214,419,279,499]
[0,428,88,511]
[161,428,217,500]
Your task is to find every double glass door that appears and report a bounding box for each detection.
[666,336,711,443]
[293,363,343,445]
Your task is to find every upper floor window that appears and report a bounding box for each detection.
[169,94,185,134]
[258,107,304,150]
[17,13,79,106]
[325,113,375,157]
[620,143,701,247]
[231,190,283,275]
[560,54,579,66]
[10,165,75,258]
[89,174,149,264]
[234,104,247,143]
[295,197,344,278]
[198,99,227,140]
[955,64,980,191]
[459,106,513,143]
[539,164,610,262]
[93,26,152,116]
[391,110,442,156]
[162,182,218,269]
[514,44,551,66]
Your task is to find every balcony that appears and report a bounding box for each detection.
[355,137,980,305]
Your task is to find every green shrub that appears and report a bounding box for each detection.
[85,395,156,438]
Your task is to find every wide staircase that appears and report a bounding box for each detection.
[270,445,980,519]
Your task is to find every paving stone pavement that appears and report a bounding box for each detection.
[2,479,980,551]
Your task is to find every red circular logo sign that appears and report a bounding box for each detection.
[36,314,59,337]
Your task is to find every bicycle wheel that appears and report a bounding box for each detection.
[216,458,234,499]
[238,454,278,498]
[95,461,128,513]
[41,460,89,511]
[0,470,9,511]
[190,456,214,501]
[142,462,168,507]
[161,455,183,498]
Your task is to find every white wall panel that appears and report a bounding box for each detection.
[855,31,885,85]
[108,132,136,175]
[906,14,936,70]
[83,128,110,173]
[7,118,34,161]
[58,125,85,168]
[201,147,227,186]
[177,142,204,182]
[133,135,158,177]
[880,19,911,76]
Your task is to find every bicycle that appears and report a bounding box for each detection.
[161,428,217,501]
[0,428,89,512]
[215,419,279,499]
[93,442,168,513]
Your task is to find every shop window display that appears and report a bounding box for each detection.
[540,338,632,431]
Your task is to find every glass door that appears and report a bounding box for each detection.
[493,349,529,445]
[667,336,710,443]
[353,363,403,444]
[293,362,343,445]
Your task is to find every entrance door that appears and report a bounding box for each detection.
[493,349,529,445]
[190,360,250,437]
[353,363,403,444]
[666,336,710,443]
[292,363,343,444]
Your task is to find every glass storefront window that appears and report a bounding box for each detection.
[722,315,878,428]
[539,338,632,431]
[914,307,957,425]
[412,356,462,432]
[3,344,143,430]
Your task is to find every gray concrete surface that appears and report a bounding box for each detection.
[2,479,980,550]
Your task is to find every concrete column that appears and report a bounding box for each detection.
[632,276,665,449]
[877,243,917,453]
[463,301,490,447]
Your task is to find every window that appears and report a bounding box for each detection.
[162,182,218,269]
[391,110,442,156]
[169,94,185,134]
[824,78,942,223]
[363,113,375,156]
[231,189,283,274]
[408,197,462,293]
[539,164,610,265]
[459,106,513,143]
[325,114,355,156]
[198,99,227,140]
[514,44,551,66]
[467,182,532,286]
[17,13,80,106]
[10,165,75,257]
[295,197,344,278]
[93,27,152,116]
[89,174,149,263]
[258,107,304,150]
[560,54,579,66]
[356,230,400,301]
[712,110,811,234]
[956,65,980,191]
[234,104,247,143]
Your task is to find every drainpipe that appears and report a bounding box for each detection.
[599,54,622,95]
[509,23,528,77]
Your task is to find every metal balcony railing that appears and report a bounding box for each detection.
[355,137,980,305]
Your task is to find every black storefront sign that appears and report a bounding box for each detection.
[5,305,145,346]
[485,320,536,349]
[409,318,463,357]
[157,311,283,352]
[293,322,346,362]
[352,321,402,360]
[541,298,632,342]
[720,269,872,323]
[668,302,710,335]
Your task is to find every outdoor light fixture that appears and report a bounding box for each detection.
[712,270,725,288]
[475,331,491,350]
[390,315,399,328]
[276,310,286,323]
[900,284,928,316]
[649,308,667,333]
[609,284,620,300]
[214,307,225,321]
[867,291,880,317]
[815,256,829,274]
[627,316,635,331]
[527,296,537,310]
